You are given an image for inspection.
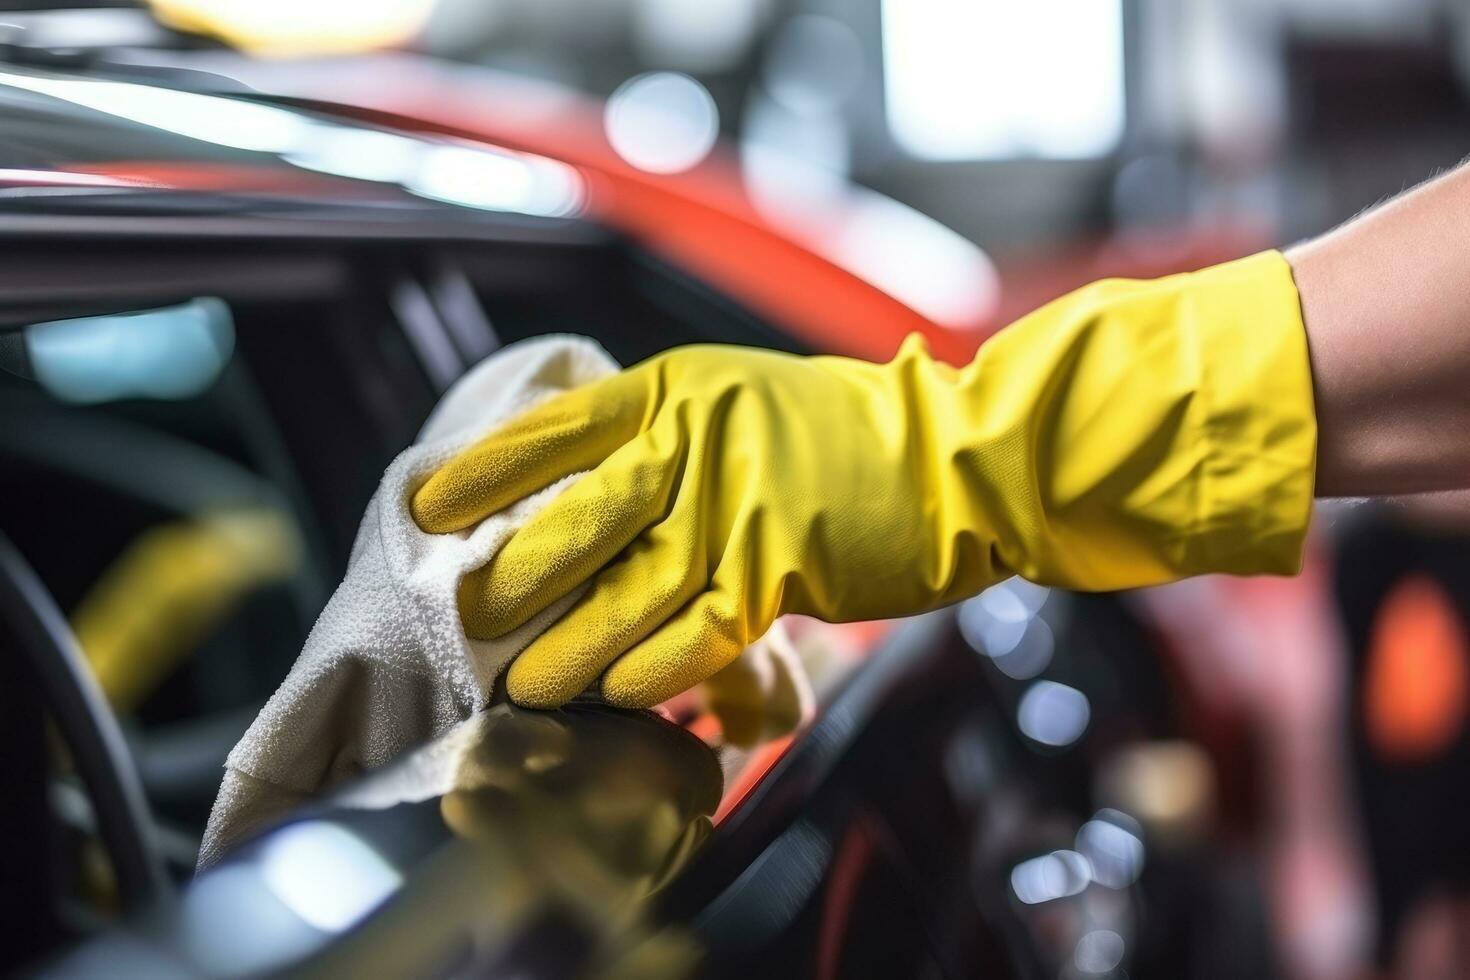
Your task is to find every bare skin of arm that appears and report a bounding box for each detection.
[1288,163,1470,497]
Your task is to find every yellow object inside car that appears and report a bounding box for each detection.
[72,509,299,711]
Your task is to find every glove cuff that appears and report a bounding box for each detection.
[1173,249,1317,575]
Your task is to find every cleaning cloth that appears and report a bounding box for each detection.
[200,335,812,868]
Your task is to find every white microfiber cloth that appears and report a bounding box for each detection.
[199,336,812,868]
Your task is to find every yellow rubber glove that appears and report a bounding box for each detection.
[412,251,1317,710]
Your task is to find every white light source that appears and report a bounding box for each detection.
[405,143,583,218]
[0,68,584,219]
[1017,680,1091,747]
[1010,849,1091,905]
[258,822,401,933]
[605,71,720,174]
[409,145,527,209]
[285,128,425,184]
[1075,929,1127,974]
[1075,810,1145,889]
[958,579,1053,675]
[822,192,1001,329]
[959,586,1029,658]
[182,865,320,976]
[741,93,851,216]
[0,70,309,154]
[881,0,1125,159]
[994,619,1054,681]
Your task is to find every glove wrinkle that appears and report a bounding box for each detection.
[415,251,1316,714]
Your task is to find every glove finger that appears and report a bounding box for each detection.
[458,424,686,638]
[599,586,747,709]
[504,521,707,708]
[411,369,648,534]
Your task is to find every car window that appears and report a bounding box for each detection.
[0,243,439,879]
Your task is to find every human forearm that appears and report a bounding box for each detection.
[1288,163,1470,497]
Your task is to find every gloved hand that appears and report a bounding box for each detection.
[413,251,1317,710]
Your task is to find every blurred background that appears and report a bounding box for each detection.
[145,0,1470,243]
[163,0,1470,312]
[5,1,1470,978]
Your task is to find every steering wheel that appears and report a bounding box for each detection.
[0,532,171,914]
